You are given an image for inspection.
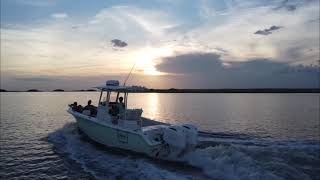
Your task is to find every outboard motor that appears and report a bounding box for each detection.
[181,124,198,150]
[163,125,186,157]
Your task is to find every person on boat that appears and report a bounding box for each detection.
[83,100,97,116]
[109,104,120,124]
[118,97,125,108]
[70,102,78,110]
[70,102,83,113]
[75,105,83,113]
[109,104,119,116]
[117,97,125,116]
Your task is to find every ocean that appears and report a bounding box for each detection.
[0,92,319,179]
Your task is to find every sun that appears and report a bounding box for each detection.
[133,46,173,76]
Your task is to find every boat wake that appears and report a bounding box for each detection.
[48,123,320,180]
[185,137,320,180]
[48,123,195,179]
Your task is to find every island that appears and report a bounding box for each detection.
[53,89,65,92]
[27,89,41,92]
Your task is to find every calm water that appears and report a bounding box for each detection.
[0,92,319,179]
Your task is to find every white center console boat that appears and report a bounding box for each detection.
[68,80,198,160]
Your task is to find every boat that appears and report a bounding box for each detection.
[67,80,199,160]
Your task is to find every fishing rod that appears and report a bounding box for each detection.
[123,62,137,86]
[116,61,137,102]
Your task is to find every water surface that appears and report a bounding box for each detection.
[1,92,319,179]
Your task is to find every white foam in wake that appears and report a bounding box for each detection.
[180,142,318,180]
[48,123,192,180]
[48,123,319,180]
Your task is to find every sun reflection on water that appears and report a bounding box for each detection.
[147,93,159,120]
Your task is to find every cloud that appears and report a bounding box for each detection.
[307,18,320,23]
[15,77,57,82]
[273,0,297,11]
[111,39,128,48]
[15,0,57,6]
[155,52,319,88]
[1,1,319,90]
[156,53,222,74]
[1,74,127,91]
[51,13,68,19]
[178,0,319,64]
[254,26,283,35]
[214,47,229,53]
[89,6,179,37]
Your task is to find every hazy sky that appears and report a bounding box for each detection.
[1,0,319,90]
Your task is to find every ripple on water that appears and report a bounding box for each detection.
[46,122,320,180]
[1,93,319,179]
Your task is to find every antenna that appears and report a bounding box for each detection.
[123,62,136,86]
[116,61,136,102]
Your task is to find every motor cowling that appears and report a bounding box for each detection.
[181,124,198,149]
[163,125,186,150]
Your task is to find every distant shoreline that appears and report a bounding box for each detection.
[1,88,319,93]
[146,88,320,93]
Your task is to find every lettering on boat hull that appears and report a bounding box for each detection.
[117,130,128,143]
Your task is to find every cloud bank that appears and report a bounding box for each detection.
[156,52,319,88]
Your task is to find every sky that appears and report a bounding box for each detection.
[0,0,319,90]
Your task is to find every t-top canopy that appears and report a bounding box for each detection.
[94,80,125,91]
[95,85,130,92]
[106,80,120,86]
[95,80,148,92]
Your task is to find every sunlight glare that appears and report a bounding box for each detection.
[147,93,159,120]
[133,46,173,76]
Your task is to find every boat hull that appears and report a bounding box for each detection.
[73,115,162,157]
